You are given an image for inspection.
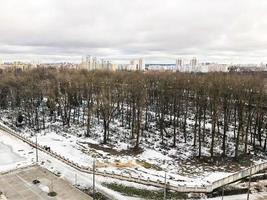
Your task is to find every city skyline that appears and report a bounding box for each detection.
[1,0,267,63]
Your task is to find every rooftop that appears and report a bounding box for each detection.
[0,166,92,200]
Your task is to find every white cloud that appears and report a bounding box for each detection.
[0,0,267,63]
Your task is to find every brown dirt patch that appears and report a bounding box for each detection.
[78,141,143,156]
[96,160,138,168]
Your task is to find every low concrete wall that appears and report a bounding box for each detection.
[210,162,267,192]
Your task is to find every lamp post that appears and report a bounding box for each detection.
[164,172,167,200]
[221,185,224,200]
[93,158,96,200]
[247,163,252,200]
[35,129,39,163]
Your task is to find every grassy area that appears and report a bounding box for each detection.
[208,185,248,198]
[136,160,162,171]
[82,189,109,200]
[103,182,188,199]
[91,192,109,200]
[47,191,57,197]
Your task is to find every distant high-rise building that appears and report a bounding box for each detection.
[85,55,93,70]
[139,58,144,71]
[101,59,105,69]
[190,57,197,67]
[92,57,97,70]
[129,58,144,71]
[176,58,183,71]
[190,57,198,72]
[80,55,117,71]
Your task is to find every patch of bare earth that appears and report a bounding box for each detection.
[78,141,143,156]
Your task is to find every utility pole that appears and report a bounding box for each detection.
[35,130,38,163]
[164,172,167,200]
[247,164,252,200]
[93,159,96,200]
[221,185,224,200]
[49,179,54,194]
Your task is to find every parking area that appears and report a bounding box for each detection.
[0,166,92,200]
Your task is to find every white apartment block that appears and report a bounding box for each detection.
[80,55,117,71]
[129,59,144,71]
[176,57,229,73]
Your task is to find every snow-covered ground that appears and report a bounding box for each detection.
[1,107,267,199]
[1,126,267,200]
[0,131,35,171]
[0,129,156,199]
[0,125,229,199]
[9,125,232,188]
[0,113,251,188]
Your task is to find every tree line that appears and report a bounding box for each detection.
[0,68,266,159]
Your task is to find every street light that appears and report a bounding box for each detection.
[247,163,253,200]
[93,158,96,200]
[164,171,167,200]
[221,185,224,200]
[34,128,39,163]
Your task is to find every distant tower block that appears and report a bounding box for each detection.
[85,55,93,70]
[139,58,144,71]
[190,57,197,67]
[190,57,197,72]
[176,58,183,71]
[92,57,97,70]
[130,58,144,71]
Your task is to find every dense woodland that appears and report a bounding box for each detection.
[0,68,267,159]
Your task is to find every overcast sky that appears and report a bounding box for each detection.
[0,0,267,64]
